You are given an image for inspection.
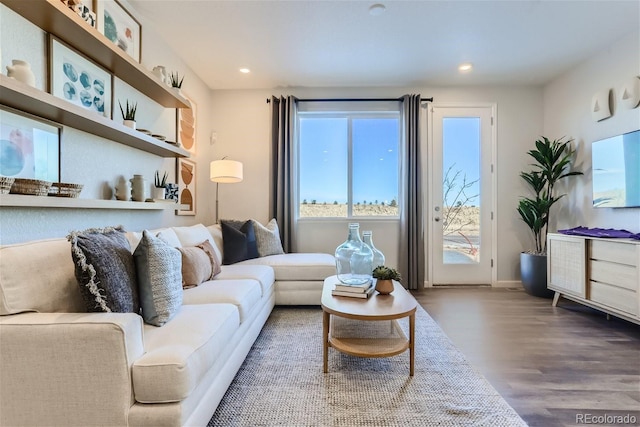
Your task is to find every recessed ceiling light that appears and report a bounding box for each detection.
[239,68,250,74]
[458,63,473,72]
[369,3,386,16]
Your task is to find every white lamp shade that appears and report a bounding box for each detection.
[210,159,243,183]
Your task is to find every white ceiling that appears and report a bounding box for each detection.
[129,0,640,91]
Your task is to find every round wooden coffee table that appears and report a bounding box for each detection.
[321,275,417,376]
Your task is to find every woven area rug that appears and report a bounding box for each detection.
[208,305,527,427]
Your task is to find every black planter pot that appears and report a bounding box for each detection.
[520,252,554,298]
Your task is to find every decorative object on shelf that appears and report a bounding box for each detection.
[49,36,112,118]
[210,158,243,223]
[129,174,148,202]
[6,60,36,87]
[153,170,168,199]
[169,71,184,91]
[0,106,61,182]
[176,92,196,153]
[619,76,640,110]
[334,223,374,285]
[362,230,385,271]
[372,265,401,295]
[114,176,130,200]
[48,182,83,198]
[72,2,96,28]
[9,178,52,196]
[176,158,196,215]
[165,182,179,203]
[152,65,167,84]
[0,177,15,194]
[591,88,612,121]
[96,0,141,63]
[119,100,137,129]
[517,136,583,298]
[151,134,166,141]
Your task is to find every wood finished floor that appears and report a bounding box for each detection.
[411,287,640,427]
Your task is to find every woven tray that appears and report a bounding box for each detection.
[48,182,84,198]
[0,177,15,194]
[10,178,52,196]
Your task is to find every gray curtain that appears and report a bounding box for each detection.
[270,96,298,253]
[399,94,425,290]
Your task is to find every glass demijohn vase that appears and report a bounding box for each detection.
[362,231,385,271]
[335,223,374,285]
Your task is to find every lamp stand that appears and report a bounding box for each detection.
[215,182,220,223]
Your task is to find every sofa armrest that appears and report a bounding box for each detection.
[0,312,144,427]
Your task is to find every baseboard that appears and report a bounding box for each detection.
[493,280,522,288]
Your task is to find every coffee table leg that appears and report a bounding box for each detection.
[409,312,415,376]
[323,311,329,373]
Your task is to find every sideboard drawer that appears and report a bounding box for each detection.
[590,240,637,265]
[590,260,638,291]
[590,281,638,315]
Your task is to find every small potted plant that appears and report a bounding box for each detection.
[119,100,137,129]
[168,71,184,93]
[372,265,401,295]
[154,170,168,200]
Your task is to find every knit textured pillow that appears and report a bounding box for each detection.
[134,230,183,326]
[68,226,139,313]
[178,240,221,288]
[252,218,285,257]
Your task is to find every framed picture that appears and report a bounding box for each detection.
[0,106,61,182]
[176,158,196,215]
[95,0,142,63]
[49,36,112,118]
[176,93,196,154]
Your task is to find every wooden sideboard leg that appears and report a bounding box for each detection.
[552,292,561,307]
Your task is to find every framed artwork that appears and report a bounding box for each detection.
[176,158,196,215]
[0,107,61,182]
[95,0,142,63]
[49,36,112,118]
[176,94,196,154]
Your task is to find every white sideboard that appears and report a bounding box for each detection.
[547,233,640,325]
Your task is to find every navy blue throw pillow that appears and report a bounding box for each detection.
[221,220,259,264]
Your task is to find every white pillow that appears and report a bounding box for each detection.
[252,218,285,257]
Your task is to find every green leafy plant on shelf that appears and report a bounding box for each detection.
[169,72,184,88]
[155,171,168,189]
[118,100,137,121]
[372,266,401,281]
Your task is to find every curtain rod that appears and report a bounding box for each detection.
[266,96,433,104]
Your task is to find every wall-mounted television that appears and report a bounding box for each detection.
[592,129,640,208]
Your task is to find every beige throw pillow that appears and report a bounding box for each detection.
[252,218,285,257]
[178,240,221,288]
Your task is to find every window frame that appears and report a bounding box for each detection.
[296,106,402,220]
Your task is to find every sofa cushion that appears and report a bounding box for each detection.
[68,226,139,313]
[221,220,259,264]
[0,238,85,315]
[132,304,240,403]
[182,279,262,323]
[252,218,285,257]
[134,230,183,326]
[216,264,276,296]
[237,253,336,282]
[126,228,182,253]
[177,240,221,288]
[173,224,222,262]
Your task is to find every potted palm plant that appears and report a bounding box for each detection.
[517,136,582,297]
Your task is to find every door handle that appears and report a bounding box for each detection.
[434,217,440,222]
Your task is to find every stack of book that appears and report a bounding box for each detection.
[331,280,375,299]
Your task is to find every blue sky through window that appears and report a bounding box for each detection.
[443,117,480,207]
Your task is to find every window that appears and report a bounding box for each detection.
[298,101,401,218]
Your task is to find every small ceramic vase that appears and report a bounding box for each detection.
[375,279,394,295]
[152,65,167,84]
[152,187,166,200]
[6,59,36,87]
[123,120,136,130]
[130,174,148,202]
[115,177,130,201]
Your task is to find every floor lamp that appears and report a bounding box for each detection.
[210,159,243,223]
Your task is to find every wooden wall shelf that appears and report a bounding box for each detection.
[1,75,190,158]
[1,0,189,108]
[0,194,189,211]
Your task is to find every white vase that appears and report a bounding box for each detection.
[6,59,36,87]
[123,120,136,130]
[152,65,167,84]
[130,174,148,202]
[115,177,130,201]
[152,187,166,200]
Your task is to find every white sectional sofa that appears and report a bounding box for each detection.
[0,223,335,427]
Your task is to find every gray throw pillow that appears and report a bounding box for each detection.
[68,226,139,313]
[252,218,285,257]
[134,230,183,326]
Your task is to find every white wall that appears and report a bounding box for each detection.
[0,3,215,244]
[210,86,544,283]
[543,30,640,233]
